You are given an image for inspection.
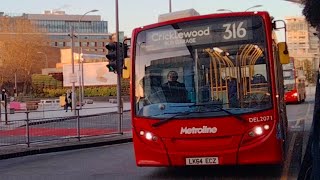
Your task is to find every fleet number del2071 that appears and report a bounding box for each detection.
[248,116,273,123]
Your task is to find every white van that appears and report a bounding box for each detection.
[38,99,60,109]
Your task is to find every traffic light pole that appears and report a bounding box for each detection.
[70,26,76,116]
[115,0,123,134]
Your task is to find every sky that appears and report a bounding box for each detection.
[2,0,304,40]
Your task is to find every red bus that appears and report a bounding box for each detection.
[283,57,306,103]
[129,10,289,166]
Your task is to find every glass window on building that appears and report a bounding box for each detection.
[299,23,304,30]
[57,42,64,47]
[97,42,103,47]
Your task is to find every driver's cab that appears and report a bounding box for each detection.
[140,43,271,112]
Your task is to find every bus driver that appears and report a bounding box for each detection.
[162,71,188,103]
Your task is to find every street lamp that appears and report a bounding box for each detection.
[169,0,172,12]
[69,26,77,115]
[244,5,263,12]
[77,9,99,108]
[37,51,48,68]
[216,9,233,12]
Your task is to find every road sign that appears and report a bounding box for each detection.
[69,73,78,83]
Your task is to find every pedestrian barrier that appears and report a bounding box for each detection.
[0,104,131,148]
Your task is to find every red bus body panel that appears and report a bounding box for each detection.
[132,110,283,166]
[130,11,285,167]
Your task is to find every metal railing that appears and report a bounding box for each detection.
[0,105,131,147]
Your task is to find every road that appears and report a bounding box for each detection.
[0,88,314,180]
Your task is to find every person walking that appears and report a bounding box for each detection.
[65,90,72,112]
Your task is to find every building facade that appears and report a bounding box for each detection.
[22,10,111,54]
[285,16,320,72]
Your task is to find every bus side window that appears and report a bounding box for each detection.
[252,74,267,84]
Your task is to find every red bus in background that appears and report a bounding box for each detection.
[283,57,306,103]
[130,10,289,167]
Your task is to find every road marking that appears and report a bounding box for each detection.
[282,103,312,179]
[281,132,297,180]
[288,102,312,122]
[301,102,313,165]
[288,103,312,129]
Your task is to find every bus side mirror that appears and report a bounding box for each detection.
[122,58,131,79]
[278,42,290,64]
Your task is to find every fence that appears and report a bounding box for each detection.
[0,104,131,147]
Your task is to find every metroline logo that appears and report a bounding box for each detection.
[180,126,218,135]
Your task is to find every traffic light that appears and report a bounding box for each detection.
[105,40,130,74]
[121,42,130,70]
[105,42,117,73]
[123,43,129,59]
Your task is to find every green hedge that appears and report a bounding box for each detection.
[32,74,130,98]
[41,87,117,98]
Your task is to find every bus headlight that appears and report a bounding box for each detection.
[241,124,271,146]
[264,124,270,130]
[293,92,298,97]
[254,126,263,135]
[139,130,158,141]
[145,132,153,140]
[248,126,265,137]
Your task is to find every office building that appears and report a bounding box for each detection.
[23,10,110,53]
[285,16,320,71]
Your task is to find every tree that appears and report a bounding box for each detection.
[0,16,49,94]
[302,0,320,30]
[303,59,315,83]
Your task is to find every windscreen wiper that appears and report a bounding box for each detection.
[189,103,247,123]
[152,111,201,127]
[152,104,247,128]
